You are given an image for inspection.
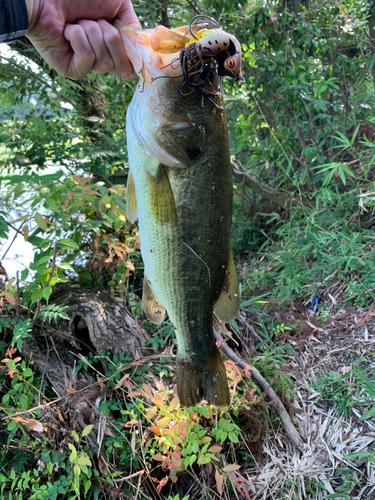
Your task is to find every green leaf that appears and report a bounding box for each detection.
[58,238,79,251]
[81,424,94,438]
[231,319,240,334]
[35,212,47,231]
[359,405,375,421]
[71,430,80,443]
[68,443,77,462]
[21,268,29,281]
[30,117,46,138]
[76,455,92,466]
[41,286,52,301]
[59,262,75,271]
[229,431,239,443]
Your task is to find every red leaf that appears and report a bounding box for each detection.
[4,293,15,305]
[156,476,168,493]
[127,390,142,398]
[215,472,224,494]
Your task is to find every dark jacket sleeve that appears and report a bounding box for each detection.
[0,0,29,42]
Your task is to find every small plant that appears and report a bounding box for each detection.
[68,426,94,498]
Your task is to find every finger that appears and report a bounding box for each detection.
[64,23,96,79]
[76,20,115,74]
[96,19,137,79]
[117,1,142,31]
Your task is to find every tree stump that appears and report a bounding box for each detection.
[22,287,149,397]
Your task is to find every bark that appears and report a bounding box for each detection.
[291,0,301,17]
[22,288,149,396]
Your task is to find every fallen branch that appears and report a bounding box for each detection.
[214,325,304,451]
[231,159,313,209]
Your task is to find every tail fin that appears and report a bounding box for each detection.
[176,348,230,407]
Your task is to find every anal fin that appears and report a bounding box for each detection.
[126,171,138,223]
[214,250,240,323]
[148,164,177,225]
[142,276,166,325]
[176,347,230,407]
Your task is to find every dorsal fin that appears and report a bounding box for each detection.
[214,250,240,323]
[142,276,166,325]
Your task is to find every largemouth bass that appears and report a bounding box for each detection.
[116,17,242,406]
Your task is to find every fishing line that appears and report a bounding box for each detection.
[183,241,211,288]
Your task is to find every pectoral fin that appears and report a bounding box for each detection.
[126,171,138,223]
[148,164,177,225]
[142,277,166,325]
[150,25,189,54]
[214,250,240,323]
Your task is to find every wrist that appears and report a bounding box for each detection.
[25,0,41,33]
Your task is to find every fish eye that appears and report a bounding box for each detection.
[224,57,235,70]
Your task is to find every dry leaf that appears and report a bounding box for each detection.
[142,383,153,399]
[169,395,179,412]
[127,390,142,398]
[13,417,44,433]
[113,373,130,390]
[156,416,170,430]
[208,445,222,454]
[153,393,164,408]
[340,366,351,374]
[146,406,158,421]
[215,470,224,494]
[223,464,241,472]
[353,306,375,328]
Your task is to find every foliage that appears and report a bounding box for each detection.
[312,360,375,418]
[1,0,375,498]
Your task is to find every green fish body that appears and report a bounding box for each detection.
[116,21,241,406]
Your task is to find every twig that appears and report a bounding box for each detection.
[16,270,20,318]
[214,327,304,451]
[134,468,143,500]
[38,330,50,405]
[185,0,201,15]
[2,221,26,259]
[2,353,174,420]
[0,55,75,106]
[112,470,144,483]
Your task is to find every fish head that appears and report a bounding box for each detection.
[114,19,243,87]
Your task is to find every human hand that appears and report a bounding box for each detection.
[25,0,141,80]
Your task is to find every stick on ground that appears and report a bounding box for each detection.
[213,325,304,451]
